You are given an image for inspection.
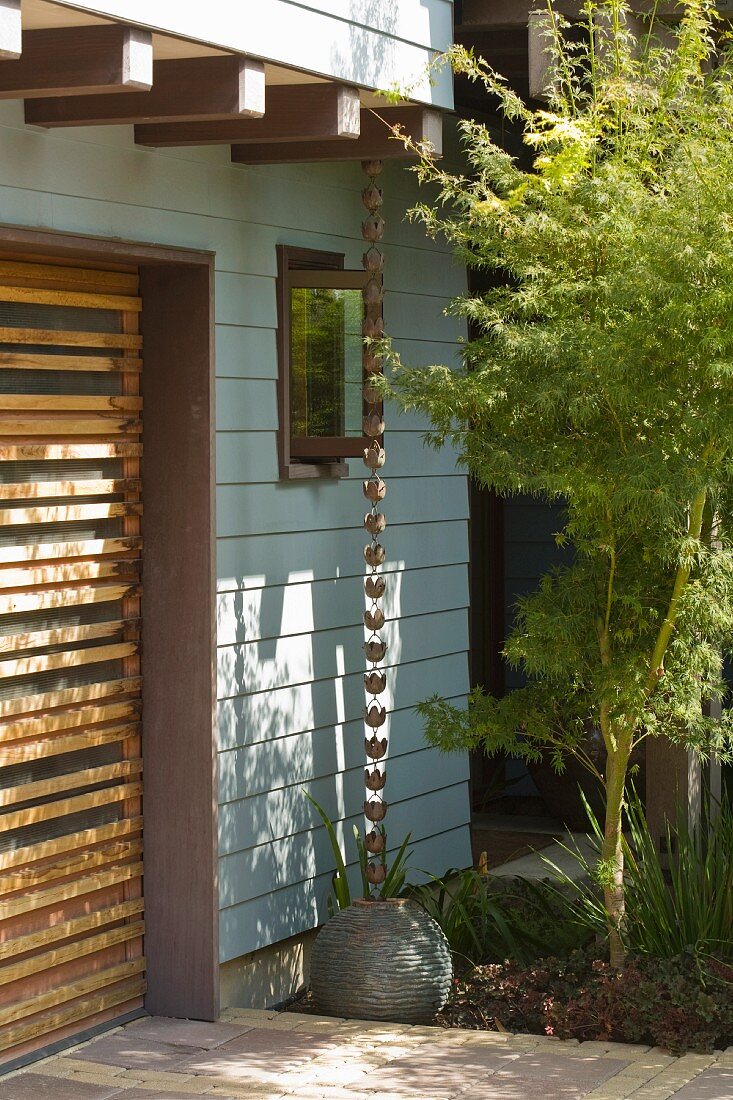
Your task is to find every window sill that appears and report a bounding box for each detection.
[280,460,349,481]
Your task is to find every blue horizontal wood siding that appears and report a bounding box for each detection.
[0,98,472,963]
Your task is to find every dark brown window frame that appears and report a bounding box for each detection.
[276,244,379,480]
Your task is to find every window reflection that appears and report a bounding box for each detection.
[290,287,363,439]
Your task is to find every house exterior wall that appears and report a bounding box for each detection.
[0,102,471,979]
[49,0,456,109]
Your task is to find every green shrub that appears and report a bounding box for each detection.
[302,789,411,914]
[442,950,733,1054]
[540,790,733,961]
[406,869,590,967]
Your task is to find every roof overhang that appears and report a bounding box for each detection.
[0,0,453,163]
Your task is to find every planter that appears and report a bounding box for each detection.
[310,898,452,1023]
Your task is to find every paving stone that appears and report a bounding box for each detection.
[122,1092,234,1100]
[117,1083,209,1095]
[0,1072,123,1099]
[364,1046,630,1099]
[216,1007,279,1025]
[120,1069,201,1084]
[254,1015,317,1032]
[492,1052,630,1083]
[459,1032,511,1046]
[357,1045,502,1096]
[0,1015,722,1100]
[460,1084,584,1099]
[58,1057,127,1077]
[174,1028,338,1084]
[70,1071,140,1088]
[667,1067,733,1098]
[204,1081,287,1098]
[73,1033,201,1071]
[124,1018,255,1051]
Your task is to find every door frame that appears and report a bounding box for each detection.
[0,223,219,1022]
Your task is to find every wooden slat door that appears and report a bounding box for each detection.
[0,259,145,1064]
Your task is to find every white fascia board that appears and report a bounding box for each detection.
[48,0,455,109]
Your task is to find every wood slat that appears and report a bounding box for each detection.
[0,501,142,525]
[0,977,146,1054]
[0,760,142,811]
[0,762,138,812]
[0,261,138,295]
[0,816,143,873]
[0,352,142,372]
[0,920,145,988]
[0,782,143,834]
[0,559,140,592]
[0,619,139,655]
[0,839,143,893]
[0,419,142,437]
[0,641,139,681]
[0,897,144,960]
[0,537,142,566]
[0,443,143,461]
[0,286,141,312]
[0,582,140,616]
[0,677,141,719]
[0,395,142,413]
[0,722,138,764]
[0,958,146,1029]
[2,704,139,744]
[0,255,145,1060]
[0,478,141,501]
[0,859,143,921]
[0,328,142,349]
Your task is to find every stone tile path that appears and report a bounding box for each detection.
[0,1010,730,1100]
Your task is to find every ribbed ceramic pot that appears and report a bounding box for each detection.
[310,898,453,1023]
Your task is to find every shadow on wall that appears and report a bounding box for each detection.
[327,1,452,109]
[216,556,413,958]
[328,3,396,95]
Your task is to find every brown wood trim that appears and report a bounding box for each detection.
[139,261,218,1021]
[135,84,361,147]
[232,106,443,164]
[0,225,215,269]
[26,56,265,129]
[0,25,153,100]
[281,460,349,481]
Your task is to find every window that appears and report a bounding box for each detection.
[276,245,379,479]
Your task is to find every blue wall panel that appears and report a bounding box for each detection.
[0,100,472,964]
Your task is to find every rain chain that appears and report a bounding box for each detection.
[360,158,389,891]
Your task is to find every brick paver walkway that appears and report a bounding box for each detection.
[0,1010,730,1100]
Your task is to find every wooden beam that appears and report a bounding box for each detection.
[25,54,265,128]
[135,82,360,147]
[0,24,152,100]
[0,0,20,60]
[231,105,442,164]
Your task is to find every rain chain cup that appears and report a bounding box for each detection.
[310,160,452,1023]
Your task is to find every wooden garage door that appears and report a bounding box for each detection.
[0,258,145,1064]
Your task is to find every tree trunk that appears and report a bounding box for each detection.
[602,740,631,969]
